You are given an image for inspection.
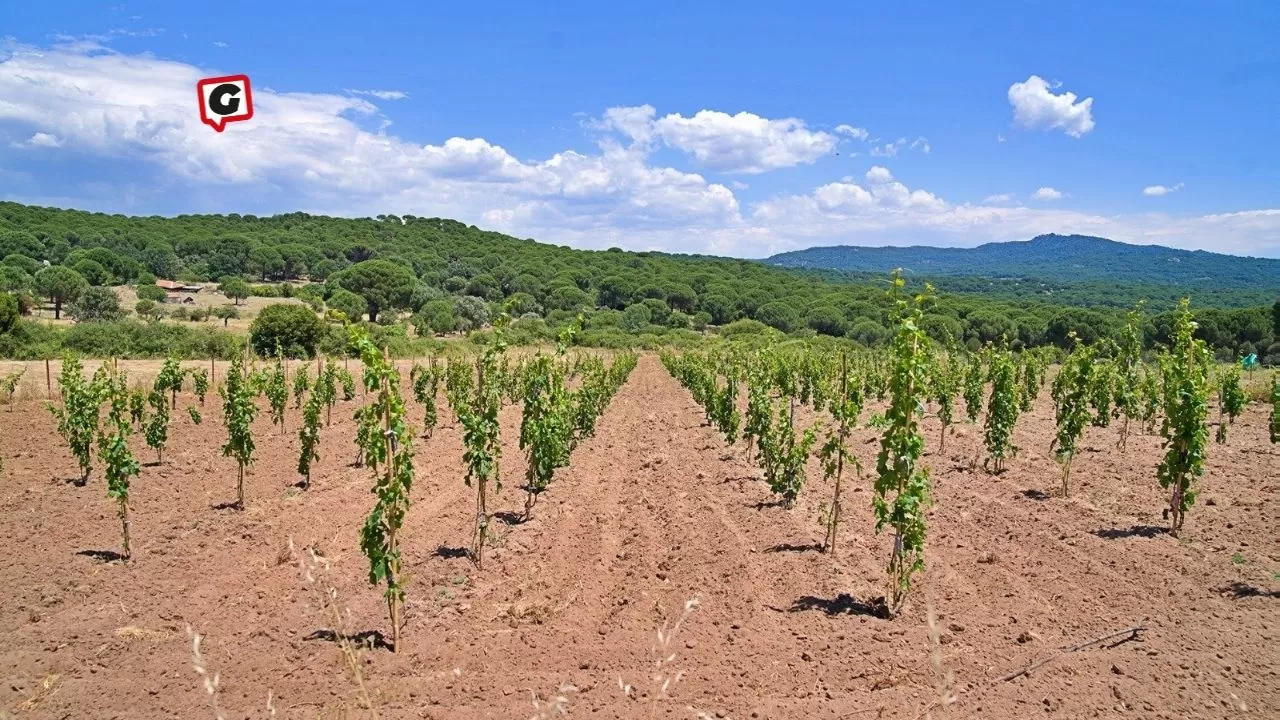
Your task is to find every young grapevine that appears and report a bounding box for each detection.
[99,369,140,560]
[1050,334,1094,497]
[1156,299,1212,536]
[982,343,1020,474]
[873,272,933,617]
[219,353,258,510]
[1214,364,1246,444]
[351,328,416,653]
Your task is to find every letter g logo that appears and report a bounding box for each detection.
[197,74,254,132]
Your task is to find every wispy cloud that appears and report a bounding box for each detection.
[1032,187,1064,200]
[346,88,410,101]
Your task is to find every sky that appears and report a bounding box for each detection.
[2,2,1279,258]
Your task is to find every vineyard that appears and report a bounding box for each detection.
[1,303,1278,719]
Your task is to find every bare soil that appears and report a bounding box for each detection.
[0,355,1277,719]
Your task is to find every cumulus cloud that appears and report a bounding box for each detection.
[14,132,62,148]
[1032,187,1064,201]
[1008,75,1095,138]
[1143,183,1184,197]
[1,41,1277,258]
[346,88,409,101]
[597,106,837,174]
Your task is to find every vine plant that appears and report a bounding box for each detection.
[459,331,506,568]
[1214,364,1246,444]
[99,369,140,560]
[872,271,933,618]
[219,353,258,510]
[48,355,106,485]
[1050,334,1094,497]
[819,354,862,554]
[982,342,1020,474]
[351,327,416,653]
[1156,299,1212,536]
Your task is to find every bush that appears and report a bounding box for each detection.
[414,299,457,335]
[249,304,325,358]
[69,286,123,322]
[0,292,18,333]
[718,318,772,339]
[454,295,490,332]
[137,284,167,302]
[250,284,281,298]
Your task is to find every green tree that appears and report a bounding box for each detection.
[72,259,112,286]
[68,287,123,322]
[35,266,89,319]
[213,305,239,326]
[249,304,325,358]
[326,287,366,322]
[330,260,416,323]
[219,277,251,306]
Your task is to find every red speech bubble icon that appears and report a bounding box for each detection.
[197,74,254,132]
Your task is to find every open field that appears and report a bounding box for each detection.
[0,355,1277,719]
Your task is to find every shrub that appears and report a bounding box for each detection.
[0,292,17,333]
[69,287,123,322]
[249,304,325,358]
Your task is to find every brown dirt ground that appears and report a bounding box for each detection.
[0,355,1277,719]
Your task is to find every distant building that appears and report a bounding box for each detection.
[164,292,196,305]
[156,279,203,293]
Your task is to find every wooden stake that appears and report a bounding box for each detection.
[45,357,52,398]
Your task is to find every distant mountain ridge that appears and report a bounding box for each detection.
[764,234,1280,291]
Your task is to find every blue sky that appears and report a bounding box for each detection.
[2,1,1278,257]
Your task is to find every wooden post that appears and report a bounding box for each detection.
[45,357,52,399]
[210,355,216,388]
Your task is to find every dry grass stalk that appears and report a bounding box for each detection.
[920,575,956,720]
[187,626,226,720]
[289,537,380,719]
[619,596,700,716]
[528,683,577,719]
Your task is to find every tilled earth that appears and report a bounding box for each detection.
[0,355,1277,719]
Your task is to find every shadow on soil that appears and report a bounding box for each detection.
[1021,489,1051,501]
[212,500,243,511]
[76,549,125,563]
[434,545,470,560]
[1090,525,1169,540]
[303,629,393,651]
[494,511,528,526]
[751,499,788,510]
[785,593,891,619]
[1218,582,1280,599]
[764,542,823,554]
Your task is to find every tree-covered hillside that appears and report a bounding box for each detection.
[767,234,1280,306]
[0,203,1276,362]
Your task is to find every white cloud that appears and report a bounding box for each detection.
[14,132,62,148]
[983,193,1014,204]
[997,133,1007,143]
[870,136,929,157]
[346,88,409,101]
[1008,75,1095,138]
[1032,187,1064,201]
[1143,183,1184,197]
[598,106,837,174]
[212,41,228,48]
[1,41,1277,259]
[834,124,869,140]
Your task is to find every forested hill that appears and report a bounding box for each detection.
[766,234,1280,291]
[1,203,1276,361]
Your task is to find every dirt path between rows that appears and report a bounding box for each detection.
[1,354,1276,719]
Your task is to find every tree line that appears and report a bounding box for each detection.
[1,202,1277,362]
